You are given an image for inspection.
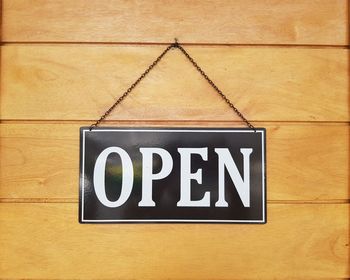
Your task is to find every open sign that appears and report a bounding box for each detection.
[79,128,266,223]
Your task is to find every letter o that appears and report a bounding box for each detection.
[93,147,133,207]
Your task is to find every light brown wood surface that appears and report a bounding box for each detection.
[1,46,348,121]
[0,0,349,279]
[0,203,348,279]
[2,0,348,45]
[0,122,348,201]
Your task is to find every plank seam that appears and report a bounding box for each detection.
[0,198,349,204]
[1,120,350,125]
[1,42,349,49]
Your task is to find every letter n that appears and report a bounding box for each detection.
[214,148,253,207]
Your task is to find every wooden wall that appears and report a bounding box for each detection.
[0,1,349,279]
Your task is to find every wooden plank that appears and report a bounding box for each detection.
[1,46,348,122]
[2,0,348,45]
[0,203,348,279]
[0,122,348,201]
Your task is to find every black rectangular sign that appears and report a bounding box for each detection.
[79,127,266,223]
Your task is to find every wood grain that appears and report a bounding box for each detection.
[1,1,349,279]
[1,46,348,121]
[2,0,348,45]
[0,122,348,201]
[0,203,348,279]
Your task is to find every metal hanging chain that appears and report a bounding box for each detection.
[90,39,256,131]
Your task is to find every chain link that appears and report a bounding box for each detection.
[90,39,255,131]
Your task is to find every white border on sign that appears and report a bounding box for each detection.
[81,129,266,223]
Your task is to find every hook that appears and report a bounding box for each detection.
[172,38,179,48]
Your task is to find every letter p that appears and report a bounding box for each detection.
[138,148,173,207]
